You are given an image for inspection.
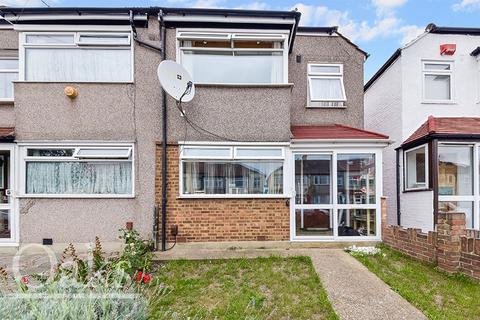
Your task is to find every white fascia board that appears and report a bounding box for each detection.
[163,14,296,26]
[179,141,290,146]
[13,24,133,32]
[5,14,146,22]
[290,139,391,149]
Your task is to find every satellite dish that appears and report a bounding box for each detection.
[157,60,195,103]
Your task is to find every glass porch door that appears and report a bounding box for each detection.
[292,151,380,241]
[0,145,15,243]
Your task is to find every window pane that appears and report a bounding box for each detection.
[439,201,473,229]
[0,72,17,99]
[295,209,333,237]
[27,149,74,157]
[182,147,231,158]
[438,145,473,195]
[424,74,451,100]
[337,154,376,204]
[0,59,18,70]
[182,161,283,195]
[309,78,345,101]
[25,48,132,82]
[233,40,278,49]
[310,65,341,74]
[236,148,283,158]
[182,50,283,84]
[26,34,74,44]
[75,148,131,158]
[338,209,376,236]
[0,210,10,239]
[190,40,230,48]
[406,147,426,189]
[295,154,331,205]
[78,34,129,45]
[26,161,132,195]
[424,63,450,71]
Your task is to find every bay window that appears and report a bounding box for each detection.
[177,31,287,84]
[0,58,18,100]
[20,144,134,197]
[422,61,453,102]
[307,63,346,107]
[404,144,428,190]
[21,32,132,82]
[180,145,285,196]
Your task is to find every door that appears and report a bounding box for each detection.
[0,144,16,244]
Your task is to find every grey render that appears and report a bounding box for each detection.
[0,13,367,244]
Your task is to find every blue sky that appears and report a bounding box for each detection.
[3,0,480,82]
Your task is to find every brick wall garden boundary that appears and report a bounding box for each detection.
[381,198,480,281]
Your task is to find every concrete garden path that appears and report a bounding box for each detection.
[155,246,427,320]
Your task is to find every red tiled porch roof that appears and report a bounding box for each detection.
[402,116,480,146]
[291,124,389,140]
[0,127,14,141]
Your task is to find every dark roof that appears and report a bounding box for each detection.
[471,47,480,57]
[0,127,15,142]
[364,49,401,91]
[291,124,389,140]
[365,23,480,91]
[401,116,480,148]
[297,26,337,34]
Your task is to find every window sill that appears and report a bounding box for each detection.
[195,83,294,88]
[421,101,456,105]
[403,188,432,193]
[17,194,135,199]
[0,99,14,105]
[178,194,290,199]
[306,105,347,109]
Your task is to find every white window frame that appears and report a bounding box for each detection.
[0,57,19,102]
[290,148,382,242]
[17,142,135,198]
[19,31,134,83]
[403,144,429,191]
[176,28,289,85]
[179,143,287,198]
[422,60,454,104]
[307,63,347,107]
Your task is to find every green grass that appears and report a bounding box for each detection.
[352,245,480,320]
[150,256,337,320]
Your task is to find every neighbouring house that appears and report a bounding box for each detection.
[0,6,388,248]
[365,23,480,232]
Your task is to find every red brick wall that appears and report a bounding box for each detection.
[381,200,480,281]
[155,145,290,242]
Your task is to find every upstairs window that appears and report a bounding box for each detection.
[21,32,132,82]
[422,61,453,102]
[404,145,428,190]
[0,58,18,100]
[307,64,346,107]
[177,31,287,84]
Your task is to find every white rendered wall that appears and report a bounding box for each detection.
[365,57,403,225]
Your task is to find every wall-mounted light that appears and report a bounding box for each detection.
[64,86,78,99]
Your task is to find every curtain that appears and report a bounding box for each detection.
[26,161,132,195]
[0,72,17,99]
[310,78,344,101]
[25,48,131,82]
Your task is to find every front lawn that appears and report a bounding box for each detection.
[352,245,480,320]
[151,256,337,320]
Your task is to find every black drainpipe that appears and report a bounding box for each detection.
[159,9,168,252]
[396,148,401,225]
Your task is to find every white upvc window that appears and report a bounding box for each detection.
[176,30,288,84]
[307,63,346,108]
[180,145,286,197]
[404,144,428,190]
[422,60,454,103]
[20,32,133,82]
[0,57,18,101]
[19,143,134,198]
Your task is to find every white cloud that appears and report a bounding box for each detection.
[0,0,58,6]
[235,2,269,10]
[191,0,224,8]
[452,0,480,11]
[372,0,407,10]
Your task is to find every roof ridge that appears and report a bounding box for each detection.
[427,115,436,134]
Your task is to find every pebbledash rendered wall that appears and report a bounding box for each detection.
[381,199,480,281]
[155,145,290,242]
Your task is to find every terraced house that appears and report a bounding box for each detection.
[0,6,389,249]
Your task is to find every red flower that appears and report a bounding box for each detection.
[135,271,152,284]
[21,276,29,284]
[142,273,151,284]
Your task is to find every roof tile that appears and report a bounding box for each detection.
[291,124,389,140]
